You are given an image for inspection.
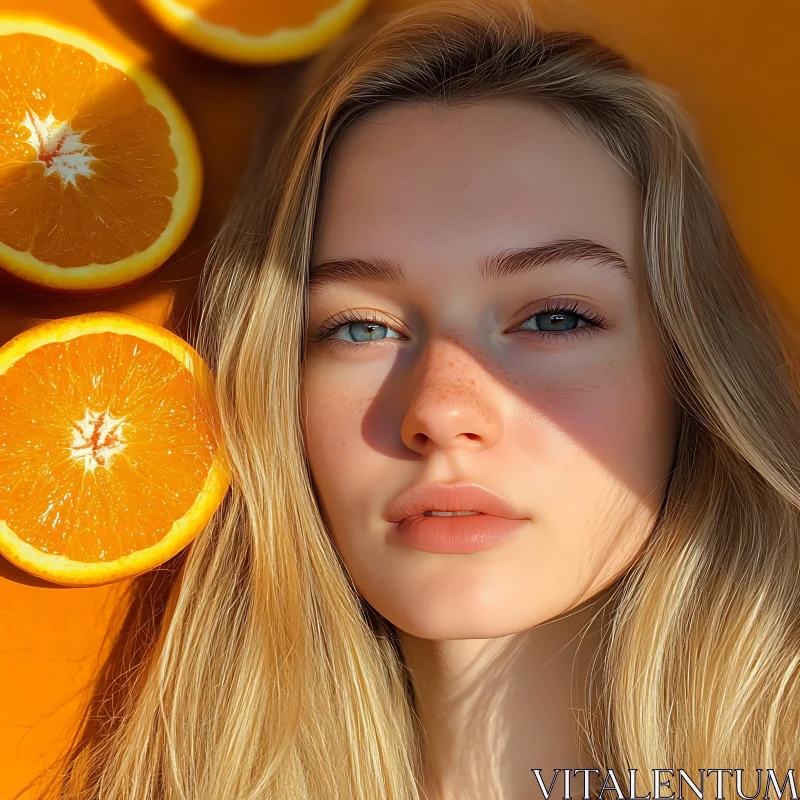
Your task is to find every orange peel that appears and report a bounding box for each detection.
[0,312,230,586]
[138,0,371,65]
[0,17,203,297]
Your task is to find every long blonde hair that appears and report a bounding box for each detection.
[39,1,800,797]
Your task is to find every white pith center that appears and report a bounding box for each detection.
[69,408,128,472]
[22,109,95,186]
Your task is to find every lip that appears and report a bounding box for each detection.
[390,513,527,554]
[384,482,526,523]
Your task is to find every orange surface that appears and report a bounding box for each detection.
[2,331,215,560]
[138,0,372,65]
[157,0,348,32]
[1,0,799,796]
[0,31,177,266]
[0,312,230,589]
[0,16,205,298]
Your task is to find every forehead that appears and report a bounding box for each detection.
[311,97,641,281]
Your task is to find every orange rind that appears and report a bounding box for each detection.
[0,17,202,297]
[138,0,371,65]
[0,312,230,586]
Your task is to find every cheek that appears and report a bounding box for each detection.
[300,361,375,512]
[521,349,675,494]
[501,358,676,607]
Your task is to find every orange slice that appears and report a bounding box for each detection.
[0,312,231,587]
[0,17,203,297]
[138,0,371,65]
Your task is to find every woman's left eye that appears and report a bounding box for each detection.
[512,300,608,338]
[516,310,587,332]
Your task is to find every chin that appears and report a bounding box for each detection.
[369,583,554,641]
[394,616,527,640]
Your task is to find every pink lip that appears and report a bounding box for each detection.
[384,482,528,554]
[390,513,526,554]
[384,482,525,523]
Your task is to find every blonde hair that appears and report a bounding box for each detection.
[36,1,800,797]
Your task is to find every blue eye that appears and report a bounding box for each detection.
[518,311,586,332]
[308,310,404,345]
[337,321,403,343]
[511,299,607,337]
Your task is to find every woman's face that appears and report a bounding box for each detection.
[301,97,678,639]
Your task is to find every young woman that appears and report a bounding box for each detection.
[49,0,800,797]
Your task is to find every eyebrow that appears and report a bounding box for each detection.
[308,237,632,291]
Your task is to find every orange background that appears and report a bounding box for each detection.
[1,0,798,797]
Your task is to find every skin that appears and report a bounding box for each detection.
[300,97,679,799]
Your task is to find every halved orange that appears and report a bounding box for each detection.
[138,0,371,65]
[0,17,203,297]
[0,312,231,587]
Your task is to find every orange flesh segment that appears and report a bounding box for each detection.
[174,0,337,34]
[0,32,177,268]
[0,332,217,562]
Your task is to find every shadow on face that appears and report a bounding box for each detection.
[300,97,679,640]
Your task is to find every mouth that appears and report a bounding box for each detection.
[391,510,525,553]
[384,482,525,524]
[421,510,486,517]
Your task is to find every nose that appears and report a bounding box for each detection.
[399,338,503,456]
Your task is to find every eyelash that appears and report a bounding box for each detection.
[307,299,610,349]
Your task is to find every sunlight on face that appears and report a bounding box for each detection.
[300,97,679,639]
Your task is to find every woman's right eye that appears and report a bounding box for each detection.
[332,320,404,343]
[308,310,405,345]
